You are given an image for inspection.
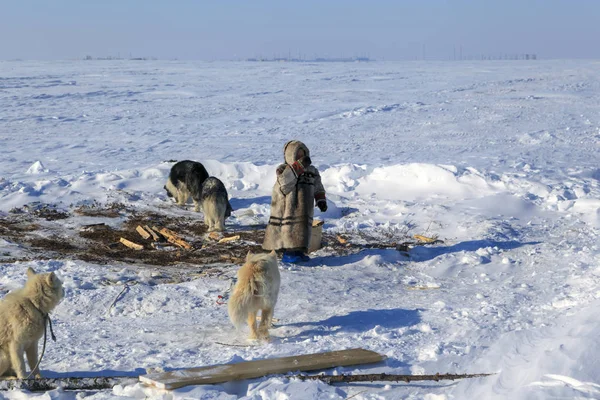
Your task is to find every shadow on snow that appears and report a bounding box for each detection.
[286,308,421,340]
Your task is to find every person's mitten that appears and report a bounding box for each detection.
[291,156,311,176]
[315,192,327,212]
[317,200,327,212]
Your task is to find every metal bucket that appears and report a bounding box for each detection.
[309,219,324,253]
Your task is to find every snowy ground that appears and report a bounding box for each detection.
[0,60,599,399]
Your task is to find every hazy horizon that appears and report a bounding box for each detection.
[2,0,599,61]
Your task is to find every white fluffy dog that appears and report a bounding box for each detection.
[228,251,280,341]
[0,268,64,379]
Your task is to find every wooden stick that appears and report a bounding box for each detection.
[0,376,135,391]
[119,238,144,250]
[106,282,135,315]
[154,226,192,250]
[136,225,151,240]
[294,372,495,384]
[214,341,254,348]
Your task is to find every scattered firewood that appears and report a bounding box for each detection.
[154,226,192,250]
[136,225,151,240]
[218,235,241,244]
[119,238,144,250]
[144,225,162,241]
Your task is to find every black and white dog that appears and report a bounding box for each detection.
[201,177,233,232]
[164,160,209,212]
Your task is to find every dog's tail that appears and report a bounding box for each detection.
[225,200,233,218]
[228,265,267,329]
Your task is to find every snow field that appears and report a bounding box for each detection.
[0,60,599,399]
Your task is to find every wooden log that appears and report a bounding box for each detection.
[144,225,161,241]
[136,225,151,240]
[336,235,348,245]
[208,232,221,241]
[152,242,177,251]
[119,238,144,250]
[413,234,439,243]
[154,226,192,250]
[139,348,385,390]
[218,235,241,244]
[294,372,495,384]
[154,226,179,239]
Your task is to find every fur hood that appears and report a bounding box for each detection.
[283,140,310,165]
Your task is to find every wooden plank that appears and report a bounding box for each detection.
[139,348,385,390]
[136,225,151,240]
[119,237,144,250]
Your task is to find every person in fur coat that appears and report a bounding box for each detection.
[263,140,327,262]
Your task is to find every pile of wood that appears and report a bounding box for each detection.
[119,225,242,252]
[116,225,191,251]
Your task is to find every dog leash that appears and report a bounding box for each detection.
[26,312,56,380]
[216,278,237,305]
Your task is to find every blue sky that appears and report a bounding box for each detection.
[2,0,599,60]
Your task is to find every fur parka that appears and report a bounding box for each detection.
[263,141,326,252]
